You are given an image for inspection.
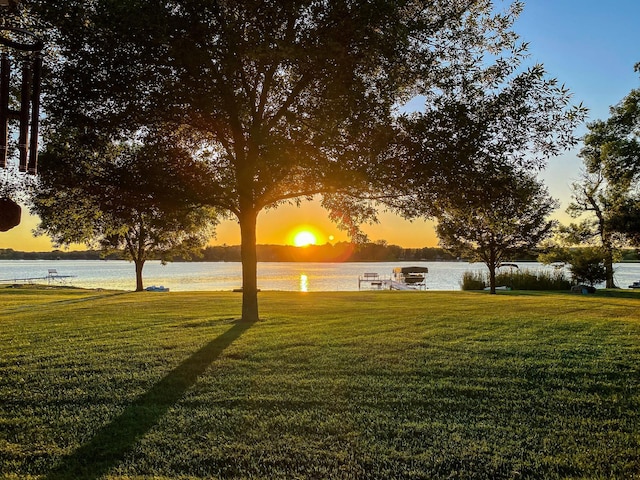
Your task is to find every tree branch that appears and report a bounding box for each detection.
[266,71,314,131]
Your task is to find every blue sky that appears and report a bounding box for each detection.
[514,0,640,214]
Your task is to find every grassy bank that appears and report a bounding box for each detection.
[1,287,639,479]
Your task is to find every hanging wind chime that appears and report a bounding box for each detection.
[0,5,44,231]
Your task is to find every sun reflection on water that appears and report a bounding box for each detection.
[300,274,308,292]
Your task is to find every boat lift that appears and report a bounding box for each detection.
[392,266,428,290]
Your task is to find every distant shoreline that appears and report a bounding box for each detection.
[2,246,639,263]
[0,245,463,263]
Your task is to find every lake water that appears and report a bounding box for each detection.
[1,260,640,292]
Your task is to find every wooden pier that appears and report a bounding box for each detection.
[358,273,391,290]
[0,269,76,285]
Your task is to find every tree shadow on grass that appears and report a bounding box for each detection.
[45,319,256,480]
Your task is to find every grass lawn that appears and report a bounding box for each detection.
[0,286,639,479]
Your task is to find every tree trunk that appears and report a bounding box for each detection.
[487,249,497,294]
[134,259,145,292]
[592,194,617,289]
[604,248,617,289]
[239,209,260,322]
[488,265,497,294]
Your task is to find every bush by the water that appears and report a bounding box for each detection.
[461,268,571,291]
[461,271,487,290]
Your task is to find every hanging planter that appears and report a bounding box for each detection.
[0,197,21,231]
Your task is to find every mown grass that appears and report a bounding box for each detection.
[1,286,639,479]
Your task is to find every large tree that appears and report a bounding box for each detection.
[31,0,583,320]
[561,170,621,288]
[558,66,640,287]
[436,169,557,293]
[30,134,218,291]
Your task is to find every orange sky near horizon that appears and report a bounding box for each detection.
[0,200,440,252]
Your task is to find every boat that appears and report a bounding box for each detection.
[628,281,640,289]
[392,266,428,289]
[145,285,169,292]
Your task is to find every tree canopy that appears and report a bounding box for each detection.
[384,61,585,219]
[579,66,640,246]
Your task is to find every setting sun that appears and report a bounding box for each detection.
[293,231,317,247]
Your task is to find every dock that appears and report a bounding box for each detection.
[0,269,76,285]
[359,268,428,291]
[358,273,426,291]
[358,273,391,290]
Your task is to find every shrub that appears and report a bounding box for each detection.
[496,269,571,290]
[461,271,487,290]
[461,268,571,291]
[569,253,607,286]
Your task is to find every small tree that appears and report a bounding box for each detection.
[31,137,218,291]
[437,170,557,294]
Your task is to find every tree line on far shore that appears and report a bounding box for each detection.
[2,245,638,264]
[0,244,458,262]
